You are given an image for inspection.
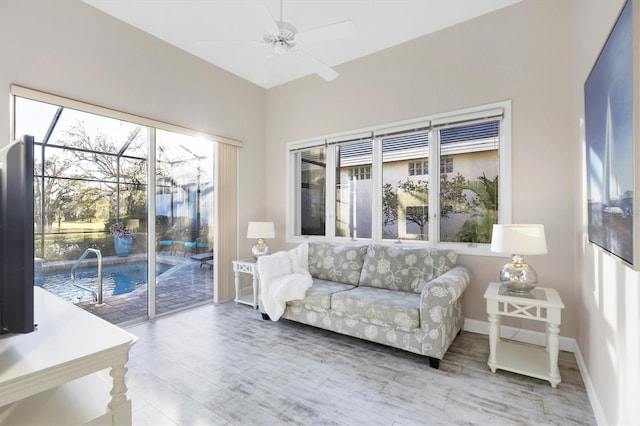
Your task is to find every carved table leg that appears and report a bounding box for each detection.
[547,321,561,388]
[109,351,131,410]
[488,312,499,373]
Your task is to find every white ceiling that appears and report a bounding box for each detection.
[83,0,521,89]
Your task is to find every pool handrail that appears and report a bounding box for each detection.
[70,248,104,306]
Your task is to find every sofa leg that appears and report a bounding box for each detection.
[261,313,270,320]
[427,357,440,369]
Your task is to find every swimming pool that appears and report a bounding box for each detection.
[39,262,173,303]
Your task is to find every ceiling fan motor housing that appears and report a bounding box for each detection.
[263,21,297,54]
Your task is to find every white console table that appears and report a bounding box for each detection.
[0,287,137,425]
[484,283,564,388]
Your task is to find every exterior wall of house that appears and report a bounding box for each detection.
[338,149,499,241]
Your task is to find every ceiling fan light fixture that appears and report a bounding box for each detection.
[273,41,288,55]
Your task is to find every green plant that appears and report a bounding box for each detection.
[457,174,499,243]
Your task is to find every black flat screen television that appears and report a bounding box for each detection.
[0,135,35,334]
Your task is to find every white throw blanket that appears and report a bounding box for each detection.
[257,242,312,321]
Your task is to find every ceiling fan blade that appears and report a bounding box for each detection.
[253,2,280,36]
[296,20,356,45]
[196,39,262,47]
[295,50,339,82]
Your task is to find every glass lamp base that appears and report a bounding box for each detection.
[499,255,538,293]
[251,239,270,259]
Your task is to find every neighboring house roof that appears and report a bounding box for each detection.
[338,120,499,166]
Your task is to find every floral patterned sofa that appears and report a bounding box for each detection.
[266,242,470,369]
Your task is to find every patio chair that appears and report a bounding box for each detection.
[183,241,197,256]
[191,252,214,268]
[158,240,173,254]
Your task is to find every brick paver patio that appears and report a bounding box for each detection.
[77,255,213,324]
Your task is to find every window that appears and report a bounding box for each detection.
[440,157,453,173]
[408,160,428,176]
[336,140,373,238]
[288,101,510,253]
[349,166,371,180]
[438,120,500,243]
[294,146,326,236]
[383,131,429,241]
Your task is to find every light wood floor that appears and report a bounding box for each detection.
[122,301,596,425]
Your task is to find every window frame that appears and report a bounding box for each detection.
[286,101,511,256]
[408,160,428,176]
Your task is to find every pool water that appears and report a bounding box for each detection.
[39,262,173,303]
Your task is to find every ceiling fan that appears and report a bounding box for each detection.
[251,1,357,84]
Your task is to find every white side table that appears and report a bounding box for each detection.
[232,258,258,308]
[484,282,565,388]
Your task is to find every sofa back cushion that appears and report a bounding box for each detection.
[359,244,457,293]
[308,242,369,285]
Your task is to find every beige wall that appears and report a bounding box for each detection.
[265,0,640,423]
[575,1,639,424]
[266,0,577,335]
[0,0,266,271]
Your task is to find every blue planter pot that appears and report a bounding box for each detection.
[114,235,133,257]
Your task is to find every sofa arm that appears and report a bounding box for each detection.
[419,265,470,331]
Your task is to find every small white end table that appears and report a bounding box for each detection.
[232,258,258,308]
[484,282,565,388]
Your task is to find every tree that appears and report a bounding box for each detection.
[441,173,471,216]
[382,182,398,228]
[62,122,147,221]
[382,173,470,239]
[33,155,81,232]
[398,179,429,239]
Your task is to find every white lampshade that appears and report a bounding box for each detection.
[490,224,547,255]
[246,221,275,239]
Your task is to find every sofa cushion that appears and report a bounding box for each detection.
[359,244,457,293]
[331,287,421,331]
[287,278,355,312]
[308,242,369,286]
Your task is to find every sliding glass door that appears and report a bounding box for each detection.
[154,129,215,316]
[15,96,215,323]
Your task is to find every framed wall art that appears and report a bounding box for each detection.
[584,0,640,269]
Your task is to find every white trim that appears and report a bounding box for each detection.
[10,85,242,148]
[326,131,373,144]
[147,128,157,319]
[326,146,337,239]
[286,101,508,151]
[499,101,513,224]
[463,318,575,352]
[572,342,608,426]
[464,318,605,425]
[431,107,504,127]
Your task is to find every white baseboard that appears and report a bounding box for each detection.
[463,318,575,352]
[463,318,606,426]
[571,341,607,426]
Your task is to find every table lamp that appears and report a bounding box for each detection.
[247,221,275,259]
[490,224,547,293]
